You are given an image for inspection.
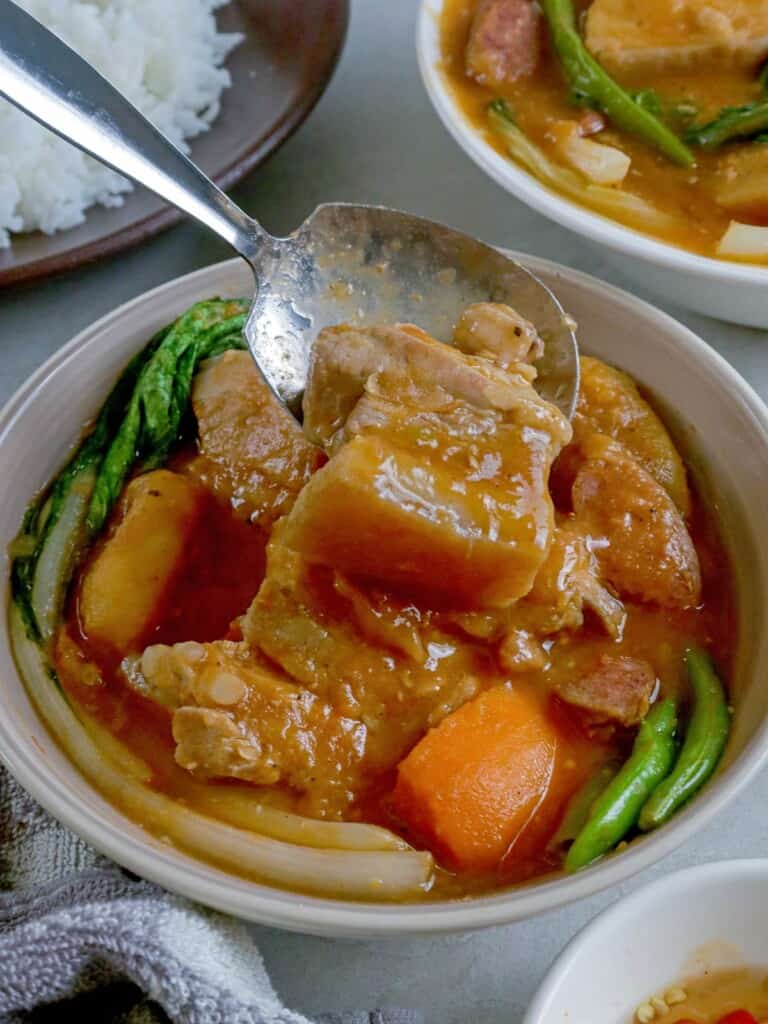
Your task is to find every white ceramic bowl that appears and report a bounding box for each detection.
[524,859,768,1024]
[417,0,768,327]
[2,256,768,937]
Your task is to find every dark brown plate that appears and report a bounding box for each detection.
[0,0,348,286]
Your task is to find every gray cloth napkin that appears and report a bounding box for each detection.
[0,766,421,1024]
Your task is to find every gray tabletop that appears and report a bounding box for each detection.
[1,2,767,1022]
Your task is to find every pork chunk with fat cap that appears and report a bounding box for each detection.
[294,320,571,610]
[442,523,626,672]
[301,321,546,450]
[242,534,489,771]
[586,0,768,74]
[466,0,543,87]
[185,350,323,526]
[278,427,555,609]
[572,435,701,610]
[519,524,626,638]
[135,639,366,814]
[447,523,626,638]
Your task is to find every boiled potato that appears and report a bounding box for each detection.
[79,470,204,655]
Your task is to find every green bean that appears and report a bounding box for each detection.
[685,99,768,149]
[565,700,677,871]
[639,648,730,831]
[551,761,619,848]
[539,0,694,167]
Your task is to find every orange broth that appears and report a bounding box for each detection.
[52,435,737,900]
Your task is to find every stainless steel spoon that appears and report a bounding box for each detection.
[0,0,578,417]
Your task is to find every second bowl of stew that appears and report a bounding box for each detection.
[418,0,768,326]
[2,255,768,935]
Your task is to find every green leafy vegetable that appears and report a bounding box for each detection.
[488,101,675,230]
[668,101,699,127]
[688,60,768,148]
[87,299,247,534]
[630,89,662,116]
[11,297,248,644]
[11,337,161,642]
[538,0,694,167]
[685,99,768,149]
[629,94,698,129]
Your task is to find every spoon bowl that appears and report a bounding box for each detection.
[0,0,578,417]
[249,202,578,414]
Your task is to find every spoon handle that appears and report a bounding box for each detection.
[0,0,268,262]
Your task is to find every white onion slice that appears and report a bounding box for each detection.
[31,466,95,642]
[553,122,631,186]
[188,787,410,852]
[11,608,434,900]
[80,709,408,852]
[717,220,768,258]
[490,111,673,230]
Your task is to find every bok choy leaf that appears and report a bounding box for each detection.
[11,297,248,644]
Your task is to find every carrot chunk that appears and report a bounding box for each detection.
[392,685,557,871]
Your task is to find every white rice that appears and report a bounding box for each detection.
[0,0,242,246]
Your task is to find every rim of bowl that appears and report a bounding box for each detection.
[416,0,768,286]
[522,858,768,1024]
[2,256,768,936]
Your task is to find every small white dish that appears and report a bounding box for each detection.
[416,0,768,327]
[1,256,768,936]
[524,859,768,1024]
